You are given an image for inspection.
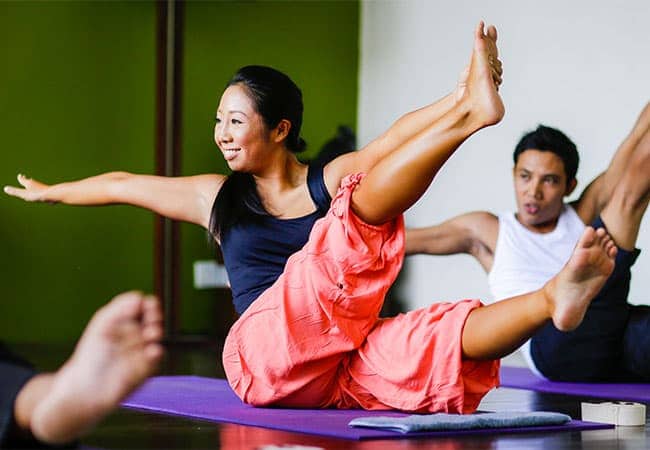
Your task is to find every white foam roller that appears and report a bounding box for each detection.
[581,401,646,426]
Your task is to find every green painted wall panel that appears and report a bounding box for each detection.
[0,0,359,341]
[0,2,156,342]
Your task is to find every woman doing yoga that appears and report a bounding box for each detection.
[4,23,617,413]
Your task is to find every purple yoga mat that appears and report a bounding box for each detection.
[501,366,650,402]
[121,376,611,440]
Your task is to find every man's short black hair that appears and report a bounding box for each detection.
[513,125,579,182]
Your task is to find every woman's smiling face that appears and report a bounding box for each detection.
[214,84,273,173]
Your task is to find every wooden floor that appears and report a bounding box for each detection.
[11,342,649,450]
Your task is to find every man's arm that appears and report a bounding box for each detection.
[573,102,650,223]
[406,211,499,272]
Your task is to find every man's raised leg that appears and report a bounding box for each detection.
[530,128,649,381]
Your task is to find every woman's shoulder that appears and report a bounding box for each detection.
[192,173,227,191]
[322,153,357,198]
[187,173,227,212]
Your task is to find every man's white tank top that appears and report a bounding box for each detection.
[487,204,585,375]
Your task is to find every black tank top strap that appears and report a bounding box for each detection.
[307,164,332,213]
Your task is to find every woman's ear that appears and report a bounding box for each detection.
[273,119,292,143]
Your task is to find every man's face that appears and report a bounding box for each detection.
[512,149,576,232]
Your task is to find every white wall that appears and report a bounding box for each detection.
[359,0,650,309]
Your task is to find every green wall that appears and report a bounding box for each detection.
[0,0,359,342]
[0,1,156,342]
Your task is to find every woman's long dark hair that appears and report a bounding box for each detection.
[209,66,307,240]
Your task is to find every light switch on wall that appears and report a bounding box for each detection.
[193,260,229,289]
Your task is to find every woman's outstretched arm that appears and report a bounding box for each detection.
[3,172,224,229]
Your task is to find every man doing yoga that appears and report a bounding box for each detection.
[407,103,650,381]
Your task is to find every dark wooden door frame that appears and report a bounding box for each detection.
[155,0,184,340]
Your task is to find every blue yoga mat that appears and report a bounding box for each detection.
[501,366,650,402]
[121,376,611,440]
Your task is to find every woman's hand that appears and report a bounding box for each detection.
[4,174,55,203]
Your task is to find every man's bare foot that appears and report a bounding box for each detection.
[30,292,164,444]
[459,21,505,127]
[545,227,617,331]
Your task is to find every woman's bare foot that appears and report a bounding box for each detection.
[459,21,505,127]
[30,291,164,445]
[545,227,617,331]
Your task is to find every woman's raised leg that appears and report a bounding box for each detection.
[351,22,505,226]
[461,227,618,360]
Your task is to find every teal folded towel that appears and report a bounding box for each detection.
[349,411,571,433]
